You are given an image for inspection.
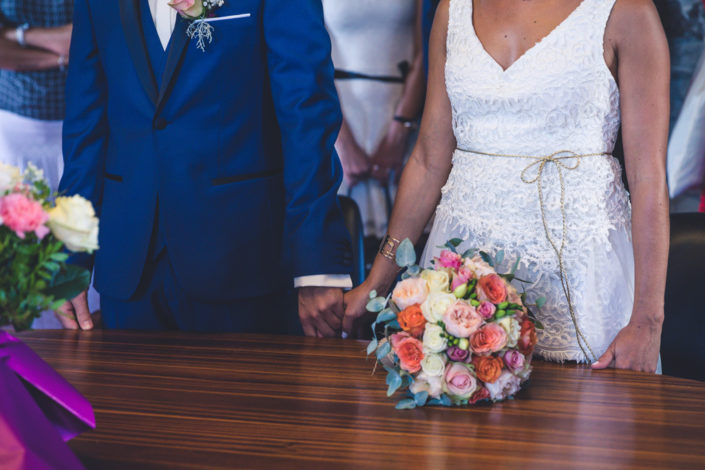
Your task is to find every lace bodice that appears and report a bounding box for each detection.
[425,0,635,363]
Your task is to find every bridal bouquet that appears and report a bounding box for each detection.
[0,162,98,331]
[366,238,542,409]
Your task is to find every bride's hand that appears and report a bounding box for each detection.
[342,282,377,339]
[591,316,662,373]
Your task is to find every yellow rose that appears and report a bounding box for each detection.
[48,196,99,253]
[421,291,456,323]
[421,269,450,293]
[497,317,521,348]
[0,162,21,194]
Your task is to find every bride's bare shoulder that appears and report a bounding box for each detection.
[607,0,665,41]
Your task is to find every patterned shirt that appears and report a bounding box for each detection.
[0,0,73,121]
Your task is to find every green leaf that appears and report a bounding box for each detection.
[406,264,420,276]
[376,341,391,361]
[386,370,403,396]
[479,251,494,267]
[376,309,396,323]
[536,296,547,308]
[366,296,387,313]
[368,290,377,300]
[395,238,416,268]
[510,257,521,275]
[388,320,401,330]
[366,338,378,355]
[495,250,505,265]
[448,238,463,247]
[461,248,477,259]
[42,264,91,302]
[534,319,545,330]
[395,398,417,410]
[50,252,69,262]
[414,391,429,407]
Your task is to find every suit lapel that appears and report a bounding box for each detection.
[118,0,159,106]
[156,16,190,113]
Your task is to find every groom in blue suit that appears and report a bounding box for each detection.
[57,0,353,334]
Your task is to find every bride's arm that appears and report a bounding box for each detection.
[343,0,456,336]
[592,0,670,372]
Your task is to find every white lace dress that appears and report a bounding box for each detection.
[422,0,634,363]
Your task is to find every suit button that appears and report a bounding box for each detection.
[154,117,167,130]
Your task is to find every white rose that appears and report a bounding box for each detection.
[0,162,21,194]
[421,269,450,293]
[48,196,99,252]
[422,323,447,353]
[409,372,443,399]
[497,317,521,348]
[421,351,447,377]
[421,291,456,323]
[484,370,522,401]
[466,255,495,277]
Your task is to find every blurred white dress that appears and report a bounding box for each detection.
[422,0,635,363]
[323,0,416,238]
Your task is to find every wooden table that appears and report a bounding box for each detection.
[18,330,705,469]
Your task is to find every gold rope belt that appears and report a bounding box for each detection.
[456,147,612,363]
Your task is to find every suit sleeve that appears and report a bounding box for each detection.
[263,0,353,279]
[59,0,109,270]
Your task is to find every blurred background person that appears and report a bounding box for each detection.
[0,0,72,191]
[323,0,426,269]
[0,0,99,328]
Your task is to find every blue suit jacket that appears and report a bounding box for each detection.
[60,0,352,302]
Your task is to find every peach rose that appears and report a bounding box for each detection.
[518,318,538,355]
[442,301,483,338]
[392,277,429,310]
[390,332,424,373]
[472,355,504,384]
[477,274,507,304]
[470,323,508,354]
[168,0,204,17]
[397,304,426,337]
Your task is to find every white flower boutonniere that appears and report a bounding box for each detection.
[169,0,225,52]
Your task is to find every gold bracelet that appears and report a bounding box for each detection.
[378,235,401,262]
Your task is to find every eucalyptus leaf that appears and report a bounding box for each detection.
[534,319,545,330]
[479,251,494,267]
[387,371,403,397]
[536,296,547,308]
[368,290,377,299]
[376,309,396,323]
[440,394,452,406]
[395,398,417,410]
[414,391,429,407]
[495,250,505,265]
[448,238,463,247]
[406,264,420,276]
[388,320,401,330]
[461,248,477,259]
[366,296,387,313]
[444,241,458,253]
[376,341,391,360]
[510,257,521,275]
[366,338,378,355]
[395,238,416,268]
[400,272,411,280]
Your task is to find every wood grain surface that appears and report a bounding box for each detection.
[17,330,705,470]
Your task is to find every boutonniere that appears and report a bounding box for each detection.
[168,0,225,52]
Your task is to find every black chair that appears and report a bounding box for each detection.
[661,212,705,381]
[338,196,366,287]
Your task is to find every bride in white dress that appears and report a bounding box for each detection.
[344,0,669,373]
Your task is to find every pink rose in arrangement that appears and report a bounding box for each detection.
[468,387,491,405]
[443,362,478,400]
[477,274,508,304]
[0,193,49,239]
[390,332,424,374]
[168,0,204,17]
[450,266,474,291]
[484,370,522,401]
[438,250,462,269]
[476,301,496,320]
[446,346,470,363]
[392,277,429,311]
[470,323,508,354]
[443,301,483,338]
[503,350,526,373]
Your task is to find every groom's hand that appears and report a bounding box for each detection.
[298,287,344,337]
[54,290,94,330]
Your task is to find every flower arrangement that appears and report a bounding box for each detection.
[0,163,98,331]
[366,238,543,409]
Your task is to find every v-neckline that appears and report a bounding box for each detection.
[469,0,588,74]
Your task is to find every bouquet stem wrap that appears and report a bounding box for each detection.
[0,332,95,470]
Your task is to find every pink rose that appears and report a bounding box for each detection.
[484,370,522,401]
[392,277,429,310]
[442,362,478,400]
[450,266,474,291]
[168,0,204,17]
[438,249,462,269]
[442,301,483,338]
[503,350,526,372]
[0,193,49,239]
[477,301,496,319]
[470,323,508,354]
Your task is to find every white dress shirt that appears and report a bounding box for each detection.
[147,1,352,289]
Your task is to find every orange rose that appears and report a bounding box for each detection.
[518,318,538,355]
[398,304,426,337]
[477,274,507,304]
[390,333,424,373]
[470,323,508,354]
[473,355,504,384]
